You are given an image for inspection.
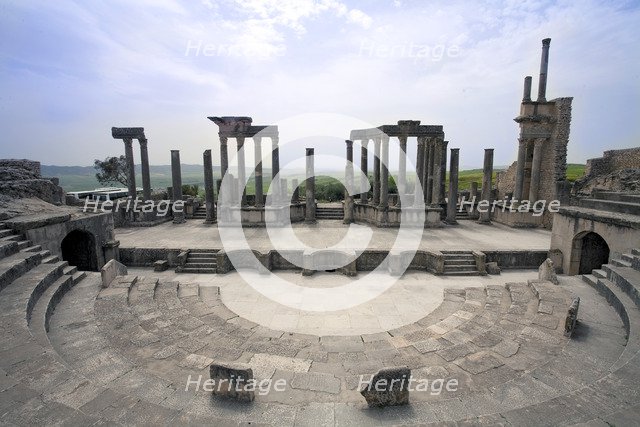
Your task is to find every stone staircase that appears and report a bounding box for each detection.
[192,205,207,219]
[455,205,471,220]
[442,250,479,275]
[315,205,344,220]
[579,191,640,215]
[178,249,218,273]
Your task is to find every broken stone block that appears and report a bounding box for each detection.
[486,262,501,275]
[360,367,410,407]
[564,297,580,337]
[538,258,559,285]
[209,362,255,402]
[153,260,168,272]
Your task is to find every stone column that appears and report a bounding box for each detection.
[344,140,355,224]
[372,137,381,206]
[426,140,435,204]
[414,136,426,206]
[439,140,448,204]
[537,38,551,103]
[123,138,137,198]
[446,148,460,224]
[281,179,288,202]
[360,139,369,204]
[514,138,527,201]
[236,137,247,206]
[529,138,545,202]
[523,76,532,102]
[138,137,151,200]
[292,179,300,203]
[379,135,389,209]
[203,149,216,223]
[220,136,229,178]
[478,148,494,224]
[398,135,407,197]
[254,136,264,207]
[471,182,478,200]
[305,148,315,223]
[271,136,280,202]
[431,139,442,205]
[171,150,185,224]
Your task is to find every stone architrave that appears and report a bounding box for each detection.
[360,367,411,407]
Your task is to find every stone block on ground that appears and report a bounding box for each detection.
[100,259,128,288]
[359,367,410,408]
[486,262,501,275]
[564,297,580,337]
[209,362,255,402]
[153,260,168,272]
[538,258,559,285]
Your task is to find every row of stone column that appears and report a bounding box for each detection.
[219,135,280,207]
[113,133,151,200]
[351,136,447,208]
[513,138,545,203]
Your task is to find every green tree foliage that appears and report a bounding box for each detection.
[94,156,129,187]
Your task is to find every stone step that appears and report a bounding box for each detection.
[42,254,61,264]
[0,249,43,291]
[442,270,480,276]
[188,252,218,259]
[611,258,632,268]
[184,262,217,269]
[0,240,19,260]
[30,274,75,346]
[38,249,52,259]
[63,265,78,275]
[444,264,478,271]
[593,191,640,204]
[592,269,607,279]
[0,229,13,238]
[579,198,640,215]
[444,259,476,266]
[0,234,22,243]
[21,244,42,253]
[603,264,640,308]
[179,267,217,274]
[71,271,86,284]
[16,240,32,250]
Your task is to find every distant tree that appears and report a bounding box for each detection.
[94,156,129,187]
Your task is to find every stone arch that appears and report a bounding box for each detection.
[61,229,98,271]
[570,231,610,275]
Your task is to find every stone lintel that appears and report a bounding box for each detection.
[350,124,443,141]
[111,127,145,139]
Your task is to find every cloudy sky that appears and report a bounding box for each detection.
[1,0,638,170]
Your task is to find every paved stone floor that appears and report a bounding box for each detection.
[116,219,552,251]
[130,268,539,335]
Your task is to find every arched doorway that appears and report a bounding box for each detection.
[572,231,610,275]
[61,229,98,271]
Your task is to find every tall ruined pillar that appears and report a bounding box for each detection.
[414,136,426,206]
[305,148,316,223]
[271,136,281,202]
[514,138,527,201]
[379,135,389,209]
[478,148,494,224]
[529,139,545,202]
[537,38,551,103]
[425,140,435,204]
[220,136,229,178]
[344,140,355,224]
[203,149,216,223]
[398,135,407,197]
[236,136,247,206]
[439,140,448,204]
[523,76,532,102]
[431,139,442,205]
[372,137,381,206]
[360,139,369,204]
[292,178,300,203]
[171,150,185,224]
[254,136,264,207]
[138,137,151,200]
[123,138,137,199]
[446,148,460,224]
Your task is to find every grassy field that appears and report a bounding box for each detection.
[44,163,586,201]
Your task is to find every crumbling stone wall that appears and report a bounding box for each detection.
[584,147,640,176]
[0,159,64,205]
[496,161,517,197]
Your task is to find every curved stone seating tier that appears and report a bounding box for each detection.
[2,238,640,424]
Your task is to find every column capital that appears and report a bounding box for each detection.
[123,137,133,147]
[345,139,353,148]
[137,137,148,147]
[236,136,245,148]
